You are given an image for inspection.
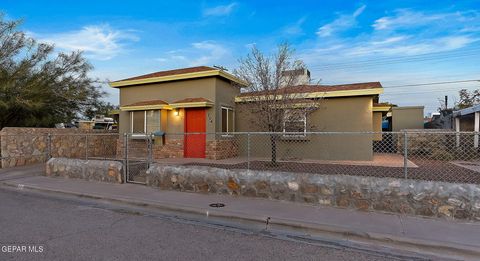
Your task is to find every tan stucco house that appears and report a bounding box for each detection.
[111,66,385,161]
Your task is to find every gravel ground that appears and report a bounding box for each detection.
[186,159,480,184]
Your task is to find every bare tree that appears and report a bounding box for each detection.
[234,43,321,164]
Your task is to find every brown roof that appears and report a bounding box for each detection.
[172,97,213,104]
[123,99,168,107]
[238,82,382,97]
[116,66,216,82]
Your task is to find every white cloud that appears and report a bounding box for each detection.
[189,41,229,66]
[244,42,256,49]
[282,17,307,36]
[307,8,480,61]
[371,36,409,45]
[301,8,480,115]
[36,24,138,60]
[203,3,238,17]
[317,5,366,37]
[158,41,230,67]
[373,10,444,31]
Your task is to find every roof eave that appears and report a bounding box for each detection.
[235,88,384,102]
[120,104,172,111]
[110,70,248,88]
[170,101,214,108]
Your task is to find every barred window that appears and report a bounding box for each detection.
[283,110,306,136]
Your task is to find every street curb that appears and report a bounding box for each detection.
[2,180,479,260]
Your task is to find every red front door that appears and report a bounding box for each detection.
[184,108,206,158]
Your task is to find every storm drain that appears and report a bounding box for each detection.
[209,203,225,208]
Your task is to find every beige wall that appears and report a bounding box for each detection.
[117,77,242,144]
[235,96,374,161]
[215,78,241,132]
[392,106,424,131]
[118,77,219,134]
[372,111,383,141]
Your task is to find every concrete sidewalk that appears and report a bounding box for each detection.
[1,165,480,260]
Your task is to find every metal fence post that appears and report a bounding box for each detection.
[247,132,251,171]
[46,133,52,161]
[123,133,128,183]
[147,133,153,167]
[403,131,408,179]
[85,135,88,160]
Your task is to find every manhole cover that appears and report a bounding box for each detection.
[209,203,225,208]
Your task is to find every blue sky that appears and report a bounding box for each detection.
[2,0,480,114]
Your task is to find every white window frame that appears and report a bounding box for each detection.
[283,110,307,137]
[221,106,235,135]
[130,110,160,137]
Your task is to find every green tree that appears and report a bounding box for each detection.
[83,101,119,120]
[455,89,480,109]
[0,15,105,129]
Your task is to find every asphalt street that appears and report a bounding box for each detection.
[0,187,430,261]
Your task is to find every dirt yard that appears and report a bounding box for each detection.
[185,158,480,184]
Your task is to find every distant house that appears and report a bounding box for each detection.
[110,66,386,160]
[376,105,425,132]
[453,104,480,147]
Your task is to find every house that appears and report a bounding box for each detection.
[111,66,247,159]
[391,106,425,131]
[453,104,480,147]
[235,80,384,161]
[372,104,425,132]
[110,66,385,161]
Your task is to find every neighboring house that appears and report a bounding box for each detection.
[110,66,386,161]
[391,106,425,131]
[376,105,425,132]
[453,104,480,147]
[235,80,384,160]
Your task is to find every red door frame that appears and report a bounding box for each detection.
[184,108,206,158]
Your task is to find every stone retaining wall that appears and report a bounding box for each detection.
[146,164,480,221]
[0,127,117,168]
[45,158,123,183]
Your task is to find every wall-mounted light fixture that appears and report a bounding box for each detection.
[174,109,180,116]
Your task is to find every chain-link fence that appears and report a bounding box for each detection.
[161,131,480,185]
[2,131,480,185]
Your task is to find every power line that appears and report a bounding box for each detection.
[382,88,468,96]
[309,46,480,71]
[383,79,480,89]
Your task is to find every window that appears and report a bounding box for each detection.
[283,110,306,137]
[132,111,145,133]
[146,110,160,133]
[131,110,161,133]
[221,107,234,133]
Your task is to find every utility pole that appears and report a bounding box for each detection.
[445,95,448,109]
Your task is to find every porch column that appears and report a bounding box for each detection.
[455,117,460,147]
[475,112,480,148]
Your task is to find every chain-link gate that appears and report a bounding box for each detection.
[124,134,152,184]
